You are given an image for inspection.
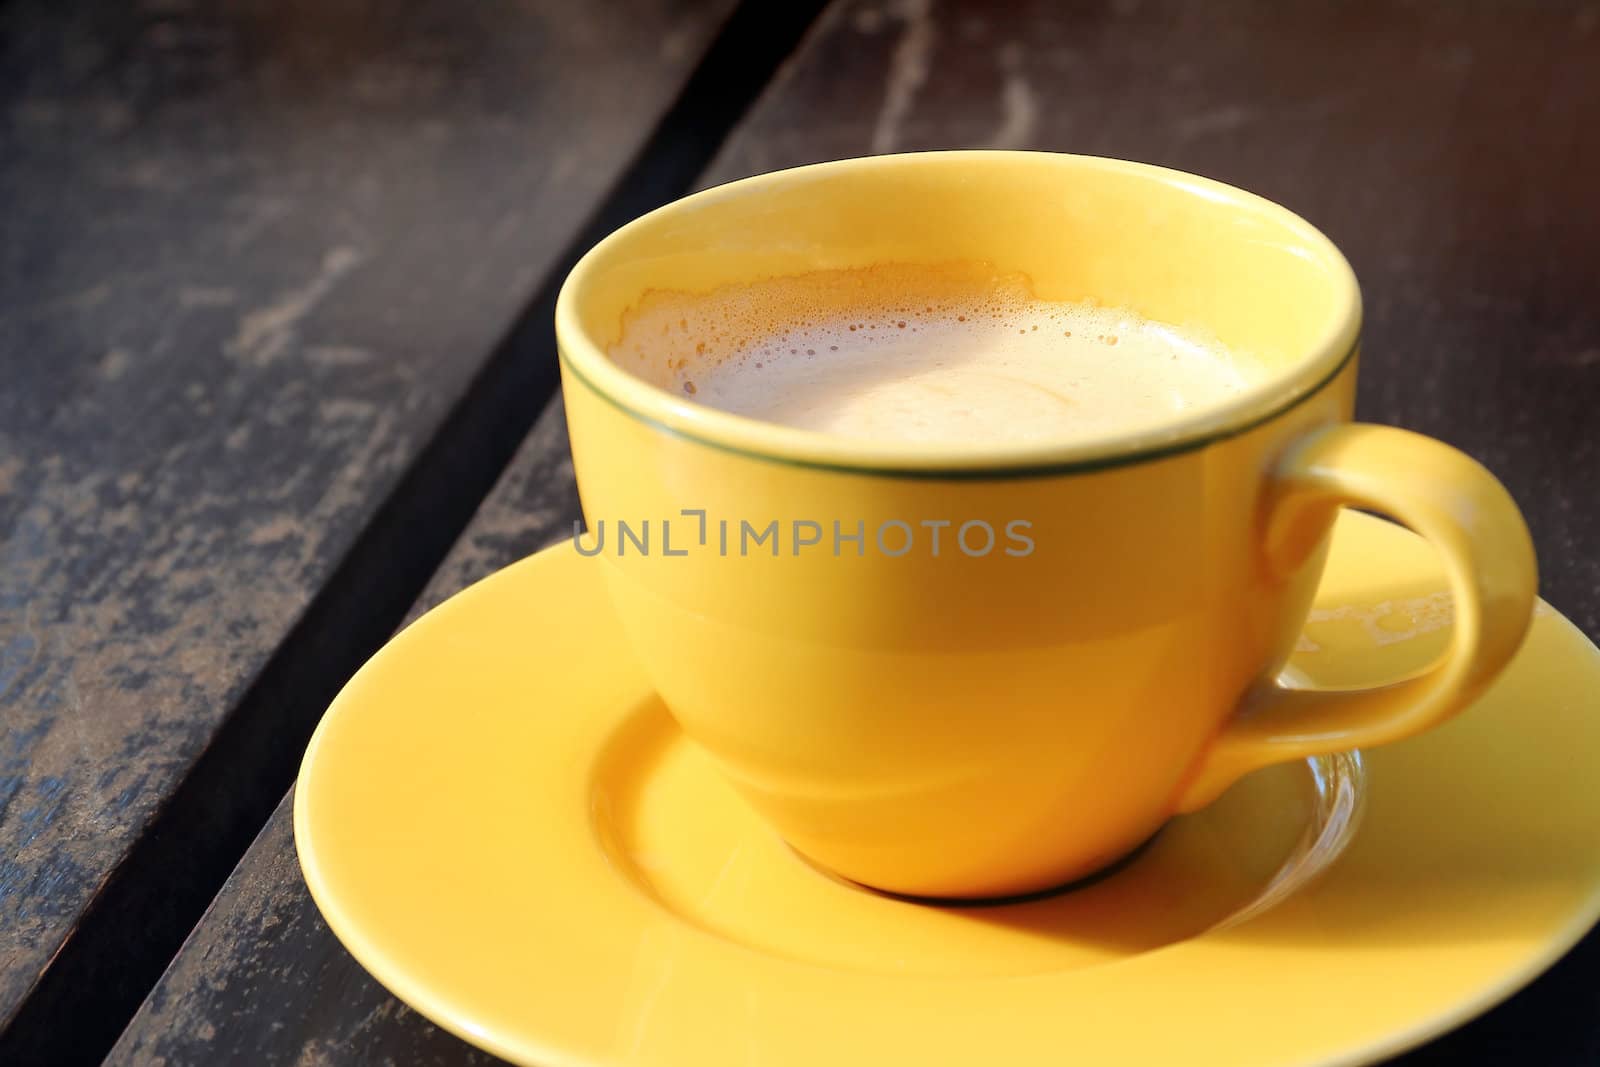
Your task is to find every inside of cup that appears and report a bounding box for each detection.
[568,153,1356,398]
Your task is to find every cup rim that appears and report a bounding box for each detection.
[554,151,1363,478]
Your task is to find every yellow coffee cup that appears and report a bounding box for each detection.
[555,152,1536,899]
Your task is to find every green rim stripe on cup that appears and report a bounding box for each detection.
[557,335,1359,481]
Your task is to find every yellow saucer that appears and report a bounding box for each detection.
[296,512,1600,1067]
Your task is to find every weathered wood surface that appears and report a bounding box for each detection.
[111,0,1600,1063]
[708,0,1600,638]
[0,0,736,1057]
[109,402,580,1067]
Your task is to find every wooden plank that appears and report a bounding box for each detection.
[112,0,1600,1062]
[702,0,1600,638]
[0,0,737,1057]
[110,402,581,1067]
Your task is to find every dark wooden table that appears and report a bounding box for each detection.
[3,0,1597,1063]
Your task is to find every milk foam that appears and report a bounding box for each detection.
[608,264,1263,445]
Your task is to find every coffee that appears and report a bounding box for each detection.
[609,263,1264,445]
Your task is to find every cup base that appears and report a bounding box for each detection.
[789,829,1165,908]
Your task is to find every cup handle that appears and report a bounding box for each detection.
[1174,423,1538,813]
